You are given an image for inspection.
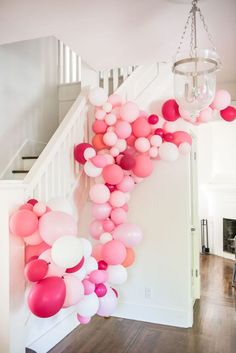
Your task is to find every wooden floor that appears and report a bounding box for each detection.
[49,255,236,353]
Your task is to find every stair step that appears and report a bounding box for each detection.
[12,170,29,174]
[22,156,39,160]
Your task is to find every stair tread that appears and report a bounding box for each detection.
[12,170,29,173]
[22,156,39,159]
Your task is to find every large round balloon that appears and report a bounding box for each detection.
[132,117,151,137]
[28,276,66,318]
[91,202,112,220]
[113,223,143,247]
[24,259,48,282]
[97,287,118,317]
[74,143,93,165]
[102,164,124,185]
[132,155,153,178]
[51,236,83,268]
[39,211,77,245]
[10,210,39,238]
[101,240,127,265]
[76,292,99,317]
[162,99,180,121]
[211,89,231,111]
[63,275,84,308]
[159,142,179,162]
[120,102,139,123]
[89,184,110,204]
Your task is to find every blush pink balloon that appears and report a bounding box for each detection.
[97,287,118,317]
[91,202,112,220]
[120,102,139,123]
[199,107,213,123]
[132,117,151,137]
[211,89,231,110]
[132,155,153,178]
[10,210,39,238]
[92,244,103,261]
[122,203,129,212]
[102,164,124,185]
[113,223,143,247]
[62,275,84,308]
[91,155,107,168]
[39,211,77,246]
[89,220,104,239]
[109,190,126,208]
[108,94,122,107]
[110,208,127,225]
[115,121,132,139]
[173,131,192,147]
[82,279,95,295]
[101,240,127,265]
[77,314,91,324]
[89,270,108,284]
[103,219,115,232]
[89,184,110,204]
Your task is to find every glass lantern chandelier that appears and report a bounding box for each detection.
[173,0,221,117]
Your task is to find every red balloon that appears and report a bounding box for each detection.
[148,114,159,125]
[95,283,107,297]
[162,99,180,121]
[154,128,164,137]
[66,256,85,273]
[74,143,92,164]
[27,199,38,206]
[98,260,108,270]
[105,183,116,192]
[163,132,174,142]
[220,106,236,122]
[25,259,48,282]
[28,276,66,318]
[120,155,136,170]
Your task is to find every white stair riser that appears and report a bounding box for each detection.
[12,173,27,180]
[23,159,37,170]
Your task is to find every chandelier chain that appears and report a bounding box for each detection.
[198,8,216,50]
[175,12,192,58]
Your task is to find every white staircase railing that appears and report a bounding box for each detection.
[0,61,159,353]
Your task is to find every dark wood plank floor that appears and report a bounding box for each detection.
[49,255,236,353]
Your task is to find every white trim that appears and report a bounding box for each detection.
[0,139,28,179]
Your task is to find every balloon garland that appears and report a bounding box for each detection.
[9,88,235,325]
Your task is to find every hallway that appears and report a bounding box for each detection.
[49,255,236,353]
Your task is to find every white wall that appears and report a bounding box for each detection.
[0,37,59,175]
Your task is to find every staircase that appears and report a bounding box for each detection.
[0,40,162,353]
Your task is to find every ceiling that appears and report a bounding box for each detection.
[0,0,235,83]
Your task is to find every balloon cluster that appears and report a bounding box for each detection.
[10,198,118,323]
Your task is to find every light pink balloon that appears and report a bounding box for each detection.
[39,249,65,277]
[82,279,95,295]
[135,137,150,152]
[109,190,126,208]
[120,102,139,123]
[91,155,107,168]
[89,184,110,204]
[101,240,127,265]
[91,202,112,220]
[10,210,39,238]
[103,219,115,232]
[89,270,108,284]
[33,202,47,217]
[77,314,91,324]
[92,244,103,261]
[199,107,213,123]
[39,211,77,246]
[63,275,84,308]
[110,208,127,225]
[89,220,104,239]
[103,132,118,147]
[211,89,231,111]
[113,223,143,247]
[97,287,118,317]
[108,94,122,107]
[115,121,132,139]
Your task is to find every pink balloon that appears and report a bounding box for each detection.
[220,106,236,122]
[39,211,77,246]
[132,117,151,137]
[119,155,136,170]
[89,220,104,239]
[74,143,93,165]
[108,94,122,107]
[24,230,43,246]
[77,314,91,324]
[28,276,66,318]
[103,132,118,146]
[101,240,127,265]
[117,176,135,193]
[66,256,85,273]
[122,203,129,212]
[97,287,118,317]
[173,131,192,147]
[92,120,107,134]
[19,203,33,211]
[102,164,124,185]
[135,137,150,153]
[103,219,115,232]
[89,270,108,284]
[148,114,159,125]
[109,190,126,208]
[82,279,95,295]
[89,184,110,204]
[162,99,180,121]
[132,155,153,178]
[25,242,51,264]
[95,283,107,297]
[113,223,143,247]
[98,260,108,270]
[115,121,132,139]
[211,90,231,110]
[199,107,213,123]
[39,249,65,277]
[33,202,47,217]
[91,155,107,168]
[24,259,48,282]
[91,202,112,220]
[10,210,39,238]
[92,243,103,261]
[120,102,139,123]
[110,208,127,225]
[63,275,84,308]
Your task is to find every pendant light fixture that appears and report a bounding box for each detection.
[173,0,221,117]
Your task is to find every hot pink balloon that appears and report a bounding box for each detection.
[110,208,127,225]
[63,275,84,308]
[74,143,93,165]
[132,155,153,178]
[24,259,48,282]
[119,155,136,170]
[102,164,124,185]
[113,223,143,247]
[132,117,151,137]
[117,176,135,193]
[91,202,112,220]
[101,240,127,265]
[89,184,110,204]
[82,279,95,295]
[162,99,180,121]
[27,199,38,206]
[148,114,159,125]
[220,106,236,122]
[89,220,104,239]
[39,211,77,246]
[95,283,107,297]
[98,260,108,270]
[173,131,192,147]
[28,276,66,318]
[66,256,85,273]
[89,270,108,284]
[10,210,39,238]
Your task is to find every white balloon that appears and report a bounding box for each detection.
[84,160,102,177]
[179,142,191,155]
[164,122,177,133]
[51,236,83,268]
[74,267,87,281]
[97,287,118,317]
[103,102,112,113]
[100,232,113,244]
[84,147,96,160]
[80,238,92,258]
[63,275,84,308]
[47,197,74,215]
[88,87,108,107]
[159,142,179,162]
[85,256,98,274]
[76,293,99,317]
[107,265,128,285]
[150,135,162,147]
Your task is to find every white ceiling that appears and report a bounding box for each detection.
[0,0,235,82]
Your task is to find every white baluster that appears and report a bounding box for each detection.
[112,68,119,92]
[103,70,109,94]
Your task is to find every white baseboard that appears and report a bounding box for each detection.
[27,310,79,353]
[113,301,193,328]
